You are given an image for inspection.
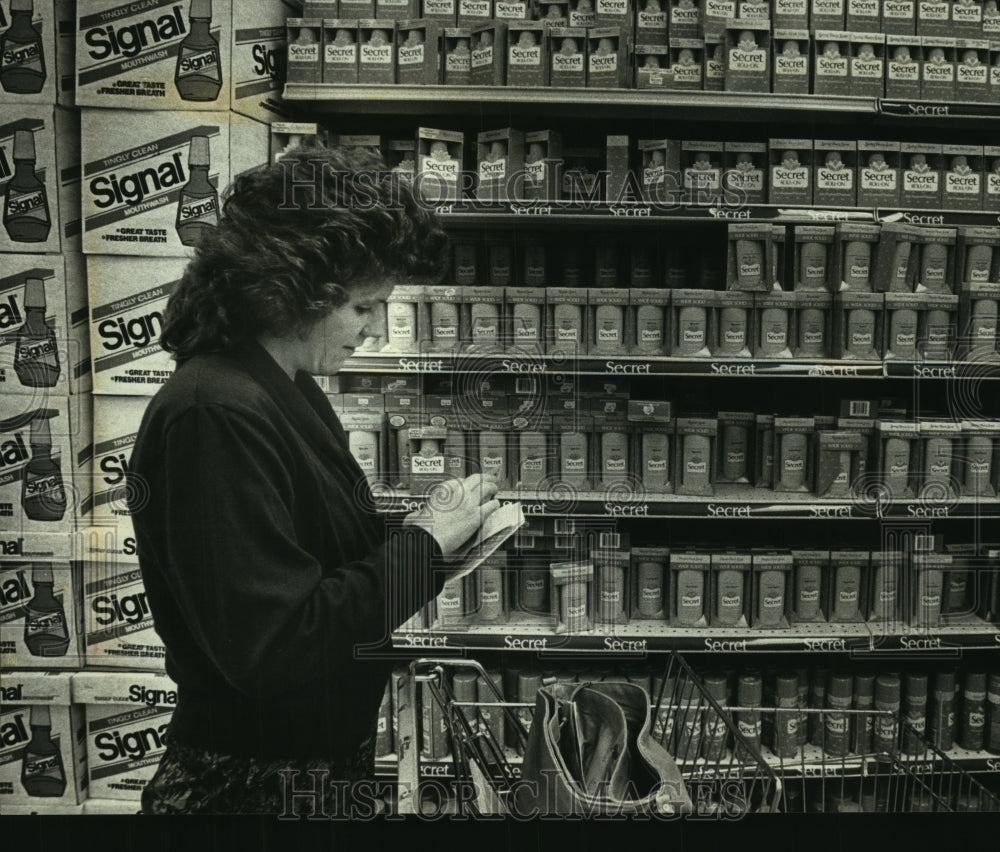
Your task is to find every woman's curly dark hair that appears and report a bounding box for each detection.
[160,144,449,359]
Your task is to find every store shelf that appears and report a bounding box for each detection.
[877,208,1000,227]
[282,84,879,120]
[373,487,1000,520]
[879,99,1000,121]
[391,613,1000,654]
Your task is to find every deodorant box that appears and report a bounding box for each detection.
[704,36,726,90]
[833,291,884,359]
[867,549,901,623]
[723,142,767,205]
[910,552,950,628]
[634,44,672,87]
[671,289,715,358]
[595,0,632,25]
[951,0,984,40]
[919,292,958,360]
[715,411,755,483]
[669,38,705,90]
[913,228,957,294]
[828,550,869,623]
[1,254,88,397]
[850,33,885,96]
[833,223,880,292]
[917,0,951,36]
[396,19,443,84]
[73,670,177,801]
[341,0,377,19]
[772,30,811,94]
[791,550,829,624]
[668,0,701,38]
[753,290,797,359]
[724,20,771,92]
[550,559,594,634]
[751,551,793,629]
[0,559,84,670]
[547,287,588,357]
[917,419,962,498]
[378,0,420,18]
[682,140,724,205]
[772,417,815,493]
[769,138,813,206]
[591,546,630,628]
[960,420,1000,498]
[900,141,943,209]
[416,126,464,203]
[701,0,737,39]
[710,552,750,628]
[0,672,87,807]
[875,419,918,498]
[674,417,717,497]
[381,283,426,352]
[75,0,231,109]
[713,292,755,358]
[815,430,867,497]
[476,128,524,202]
[793,292,833,358]
[857,139,901,206]
[468,552,508,625]
[630,546,669,621]
[588,288,629,356]
[548,26,586,87]
[1,392,92,536]
[442,27,472,84]
[813,31,852,95]
[322,20,360,83]
[942,144,984,211]
[793,226,836,291]
[627,399,674,493]
[883,0,916,34]
[423,0,457,23]
[754,413,775,488]
[587,26,627,88]
[955,226,1000,287]
[635,0,668,45]
[457,0,493,25]
[848,0,882,30]
[813,141,857,207]
[638,138,682,204]
[506,21,548,85]
[505,285,546,353]
[872,222,920,292]
[726,224,772,292]
[958,281,1000,361]
[669,550,709,627]
[885,34,921,98]
[521,129,563,202]
[955,40,991,103]
[774,0,809,28]
[471,21,507,85]
[920,37,957,100]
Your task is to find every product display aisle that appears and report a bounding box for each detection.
[1,0,999,819]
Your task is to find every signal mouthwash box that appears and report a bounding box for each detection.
[0,672,88,806]
[87,256,182,395]
[73,670,176,801]
[0,559,83,669]
[75,0,231,110]
[230,0,290,122]
[0,0,58,106]
[1,105,60,254]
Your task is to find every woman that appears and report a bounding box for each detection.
[127,145,499,815]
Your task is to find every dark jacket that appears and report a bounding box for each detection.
[128,341,445,760]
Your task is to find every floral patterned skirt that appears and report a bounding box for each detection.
[140,728,380,816]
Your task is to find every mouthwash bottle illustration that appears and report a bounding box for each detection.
[3,128,51,243]
[176,135,219,246]
[174,0,222,102]
[21,415,66,522]
[14,277,60,388]
[21,706,67,797]
[23,563,69,656]
[0,0,46,94]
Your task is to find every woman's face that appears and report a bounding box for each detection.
[294,281,392,375]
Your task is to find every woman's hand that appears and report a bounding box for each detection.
[404,473,500,557]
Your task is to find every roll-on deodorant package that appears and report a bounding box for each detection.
[754,291,797,359]
[675,417,717,496]
[630,546,669,620]
[506,21,548,84]
[520,129,562,202]
[901,142,944,209]
[670,551,710,627]
[792,550,829,623]
[637,138,682,203]
[793,226,836,291]
[752,551,793,629]
[814,141,857,207]
[850,33,885,96]
[829,550,868,622]
[769,138,813,205]
[711,552,751,627]
[773,417,815,493]
[396,19,443,84]
[550,560,594,633]
[726,224,771,292]
[634,43,672,89]
[723,141,767,204]
[884,293,923,359]
[671,289,715,357]
[470,22,508,86]
[857,140,901,207]
[548,25,586,87]
[834,224,880,292]
[960,421,999,498]
[943,143,985,209]
[814,31,853,95]
[669,0,701,38]
[681,140,724,205]
[587,25,627,88]
[886,34,921,97]
[724,19,771,92]
[793,292,834,358]
[476,128,525,203]
[628,399,674,493]
[416,127,464,203]
[834,292,884,360]
[772,30,811,94]
[713,292,755,358]
[918,420,961,499]
[716,412,755,484]
[920,38,957,101]
[629,288,671,355]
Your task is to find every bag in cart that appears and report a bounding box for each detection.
[514,681,693,816]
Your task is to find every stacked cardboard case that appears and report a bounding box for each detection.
[0,0,284,814]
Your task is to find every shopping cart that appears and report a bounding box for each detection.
[395,653,783,816]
